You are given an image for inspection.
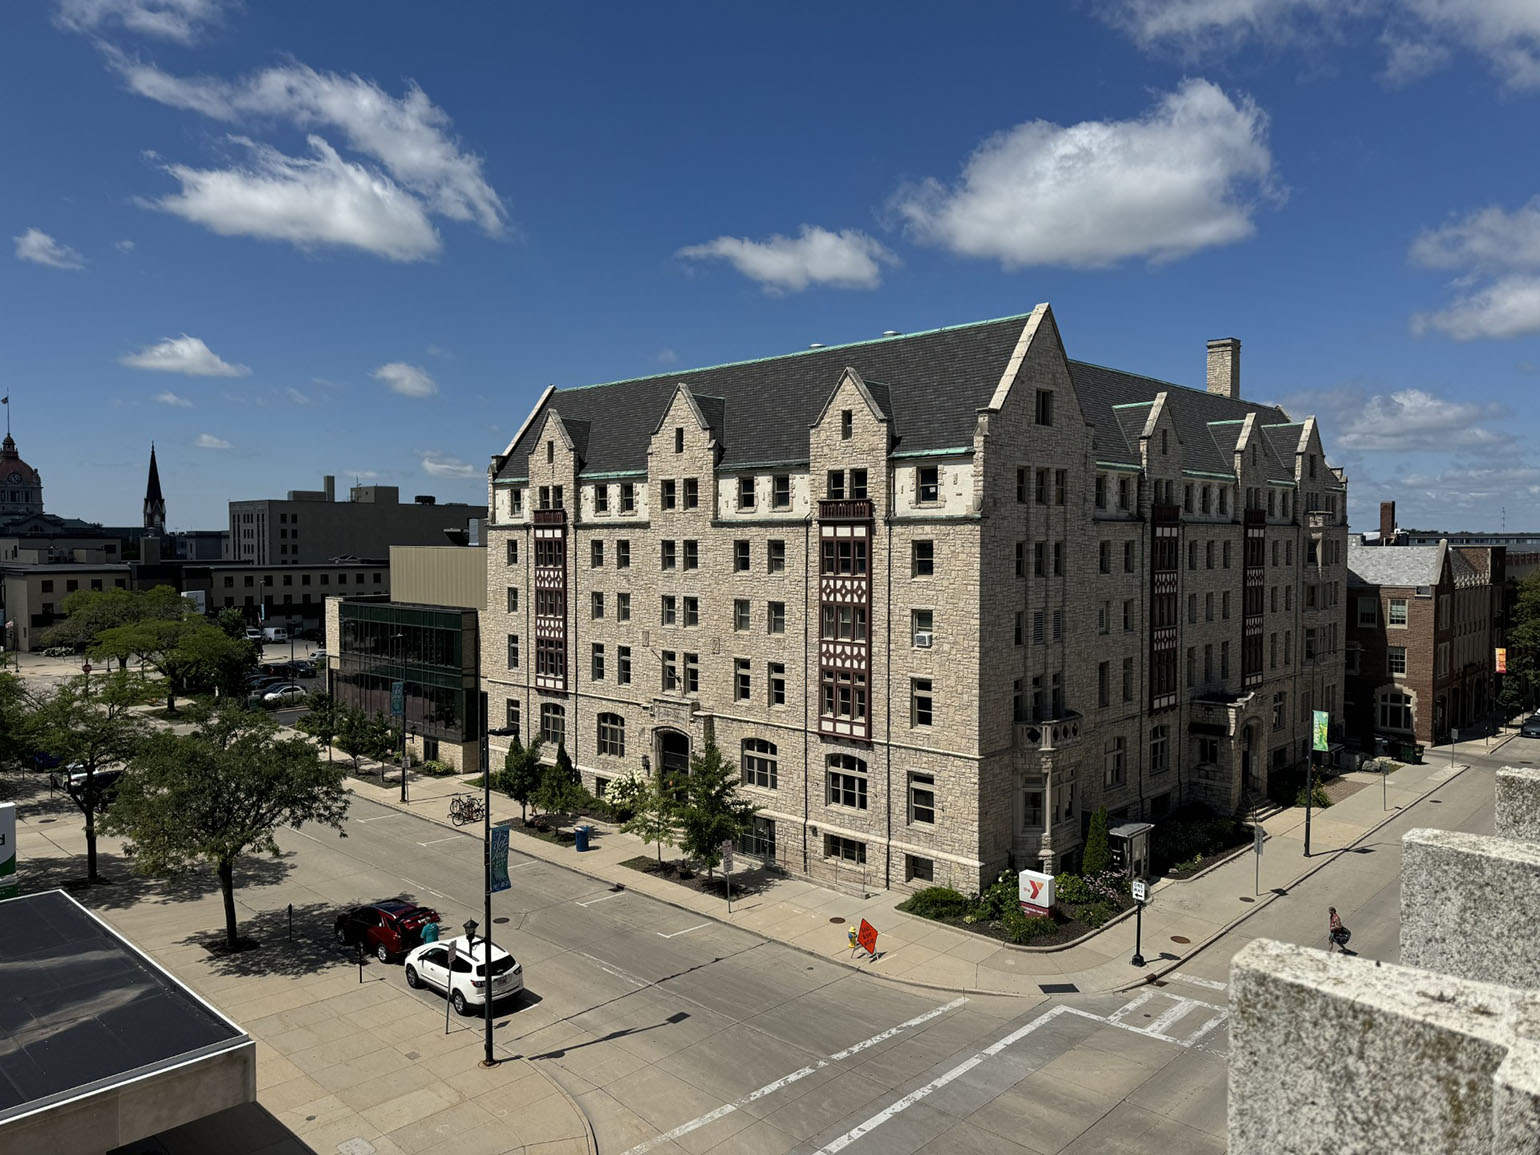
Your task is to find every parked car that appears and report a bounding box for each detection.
[244,628,262,642]
[1521,714,1540,739]
[404,935,523,1014]
[54,764,124,805]
[263,683,308,705]
[334,900,441,962]
[311,649,328,662]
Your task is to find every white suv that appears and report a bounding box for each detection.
[404,936,523,1014]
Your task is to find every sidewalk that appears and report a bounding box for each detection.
[356,733,1502,998]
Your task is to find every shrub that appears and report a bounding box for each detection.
[1078,901,1118,929]
[975,870,1022,921]
[1296,782,1331,809]
[900,886,974,920]
[1000,906,1059,944]
[1083,807,1111,875]
[1054,872,1095,905]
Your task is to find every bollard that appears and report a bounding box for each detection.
[287,902,293,940]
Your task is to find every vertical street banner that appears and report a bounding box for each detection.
[1496,648,1508,674]
[0,802,17,899]
[391,680,405,717]
[1312,709,1330,753]
[490,823,511,892]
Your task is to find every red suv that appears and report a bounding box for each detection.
[334,900,441,962]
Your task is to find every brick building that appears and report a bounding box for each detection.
[1346,502,1503,748]
[483,305,1347,893]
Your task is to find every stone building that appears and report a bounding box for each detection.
[483,304,1348,893]
[1345,502,1503,748]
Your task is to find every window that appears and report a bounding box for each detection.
[743,739,778,789]
[662,651,678,692]
[591,644,605,681]
[821,538,867,575]
[1188,594,1198,624]
[1017,467,1028,503]
[661,540,676,570]
[1388,646,1407,675]
[684,596,700,627]
[917,465,939,503]
[617,592,631,622]
[1188,541,1198,570]
[1036,469,1050,504]
[1389,598,1408,627]
[1379,691,1413,732]
[684,478,699,509]
[1054,542,1064,577]
[536,637,564,677]
[912,679,934,727]
[1098,601,1110,635]
[912,541,934,576]
[734,540,750,571]
[1035,389,1054,426]
[772,474,790,508]
[661,479,676,510]
[1034,541,1046,577]
[761,539,784,574]
[1095,475,1107,509]
[1055,469,1067,505]
[1223,591,1231,620]
[597,713,625,756]
[506,587,519,613]
[552,487,563,511]
[827,470,845,499]
[1150,725,1169,774]
[1098,662,1110,707]
[909,773,936,825]
[505,699,521,740]
[1118,477,1131,510]
[1124,541,1135,573]
[850,469,868,499]
[591,592,604,620]
[684,540,699,570]
[618,646,631,685]
[826,835,866,864]
[821,603,868,641]
[510,489,524,517]
[1020,613,1030,646]
[769,662,786,705]
[1273,691,1287,730]
[616,540,630,568]
[684,652,699,694]
[620,482,635,512]
[674,427,684,453]
[1122,656,1134,702]
[539,703,565,745]
[738,476,756,510]
[1205,592,1214,621]
[1098,541,1111,574]
[661,596,676,626]
[734,599,750,631]
[827,755,868,809]
[735,658,751,700]
[821,667,867,721]
[507,634,519,669]
[768,602,786,634]
[1103,736,1125,787]
[912,608,933,646]
[1196,736,1219,764]
[596,484,610,514]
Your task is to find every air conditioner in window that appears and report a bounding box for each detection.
[914,630,933,648]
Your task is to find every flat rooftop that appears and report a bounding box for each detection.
[0,890,253,1141]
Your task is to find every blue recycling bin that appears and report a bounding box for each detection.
[574,825,591,852]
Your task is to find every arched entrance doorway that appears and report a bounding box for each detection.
[656,729,691,797]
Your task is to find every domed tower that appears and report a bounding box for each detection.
[0,432,44,520]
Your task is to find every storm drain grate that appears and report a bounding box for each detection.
[1039,983,1079,994]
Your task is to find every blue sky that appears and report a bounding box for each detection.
[5,0,1540,531]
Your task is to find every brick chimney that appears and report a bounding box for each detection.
[1207,338,1241,399]
[1380,500,1396,542]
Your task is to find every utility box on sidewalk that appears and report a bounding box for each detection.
[1109,822,1154,880]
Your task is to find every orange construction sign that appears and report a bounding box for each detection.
[856,918,878,956]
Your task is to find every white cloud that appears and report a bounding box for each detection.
[373,361,437,397]
[111,56,505,254]
[1410,198,1540,340]
[677,225,896,292]
[419,451,478,480]
[1280,383,1511,453]
[891,80,1277,269]
[656,348,678,366]
[121,334,249,376]
[146,135,442,262]
[285,387,310,405]
[426,344,453,358]
[1101,0,1540,90]
[115,239,135,253]
[194,432,231,449]
[153,390,191,406]
[14,227,86,269]
[56,0,223,43]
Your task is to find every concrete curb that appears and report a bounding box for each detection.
[1114,759,1476,993]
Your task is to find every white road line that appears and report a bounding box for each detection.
[1107,989,1156,1024]
[576,891,626,907]
[813,1005,1070,1154]
[356,814,400,823]
[620,997,969,1155]
[657,923,710,939]
[579,952,648,989]
[507,860,537,870]
[1171,973,1227,992]
[1183,1012,1227,1048]
[1144,997,1200,1039]
[400,878,449,900]
[415,836,460,847]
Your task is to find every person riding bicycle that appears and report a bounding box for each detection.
[1328,907,1352,953]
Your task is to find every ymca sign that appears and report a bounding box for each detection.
[1019,869,1055,917]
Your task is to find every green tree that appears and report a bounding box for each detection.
[533,741,589,828]
[495,736,545,822]
[30,671,150,881]
[102,704,349,949]
[1082,806,1111,876]
[215,607,250,640]
[621,774,678,865]
[1506,571,1540,712]
[295,692,340,760]
[334,705,394,773]
[92,618,249,712]
[0,672,39,773]
[42,585,193,664]
[677,741,756,878]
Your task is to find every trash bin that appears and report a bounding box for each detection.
[574,825,591,852]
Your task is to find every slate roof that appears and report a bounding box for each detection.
[1347,540,1444,588]
[497,311,1304,482]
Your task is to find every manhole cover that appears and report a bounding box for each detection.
[1239,896,1255,903]
[829,917,845,924]
[1170,935,1191,944]
[493,916,510,924]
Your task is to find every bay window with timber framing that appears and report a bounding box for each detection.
[817,501,873,741]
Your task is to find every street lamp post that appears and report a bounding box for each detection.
[393,632,407,802]
[82,661,93,696]
[478,689,518,1069]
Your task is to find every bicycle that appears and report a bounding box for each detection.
[448,794,485,826]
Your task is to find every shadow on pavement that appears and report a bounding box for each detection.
[22,848,296,913]
[184,901,358,978]
[115,1099,311,1154]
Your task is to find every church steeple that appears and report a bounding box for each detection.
[143,443,166,533]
